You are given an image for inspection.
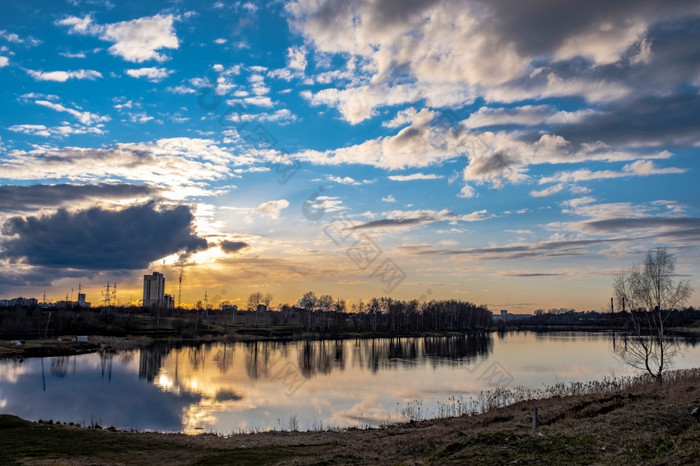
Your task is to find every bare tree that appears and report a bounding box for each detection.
[297,291,317,311]
[247,292,263,310]
[248,292,264,327]
[297,291,318,330]
[614,248,692,383]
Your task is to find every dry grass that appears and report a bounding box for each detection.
[1,369,699,465]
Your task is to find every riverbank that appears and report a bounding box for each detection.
[2,324,698,360]
[0,328,489,359]
[1,369,698,465]
[0,335,152,358]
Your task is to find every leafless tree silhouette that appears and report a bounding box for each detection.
[614,248,692,383]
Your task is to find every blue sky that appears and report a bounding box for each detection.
[0,0,698,311]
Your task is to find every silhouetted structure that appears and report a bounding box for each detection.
[143,272,165,308]
[163,294,175,309]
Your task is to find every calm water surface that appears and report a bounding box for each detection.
[1,332,698,433]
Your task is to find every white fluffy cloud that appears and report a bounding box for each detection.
[349,208,492,231]
[539,160,686,185]
[126,67,173,82]
[8,124,106,137]
[0,56,8,67]
[57,14,179,63]
[462,105,599,129]
[287,45,307,71]
[288,0,700,125]
[33,99,110,126]
[0,138,251,199]
[383,107,435,129]
[27,69,102,82]
[388,173,443,182]
[256,199,290,219]
[553,20,647,65]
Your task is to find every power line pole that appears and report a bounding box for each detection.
[105,282,111,306]
[204,290,209,327]
[101,282,111,315]
[178,267,183,309]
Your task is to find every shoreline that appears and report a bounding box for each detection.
[1,325,698,360]
[1,369,699,464]
[0,329,491,359]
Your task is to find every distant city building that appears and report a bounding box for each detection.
[492,309,531,321]
[163,294,175,309]
[76,293,91,308]
[143,272,165,308]
[0,297,38,307]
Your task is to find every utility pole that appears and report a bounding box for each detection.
[203,290,209,326]
[104,282,111,306]
[178,267,183,309]
[100,282,111,316]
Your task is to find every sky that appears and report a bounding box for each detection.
[0,0,699,312]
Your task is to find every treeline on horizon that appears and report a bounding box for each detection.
[517,307,700,330]
[2,294,699,340]
[0,295,494,339]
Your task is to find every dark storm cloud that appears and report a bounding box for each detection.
[399,238,618,259]
[466,151,519,176]
[220,240,250,253]
[644,17,700,79]
[292,0,442,37]
[585,217,700,232]
[398,217,700,262]
[1,203,208,270]
[473,0,698,56]
[0,267,92,288]
[348,215,432,230]
[583,217,700,242]
[546,16,700,147]
[557,92,700,147]
[364,0,442,30]
[0,183,158,212]
[301,0,697,56]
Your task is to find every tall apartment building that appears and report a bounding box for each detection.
[143,272,165,308]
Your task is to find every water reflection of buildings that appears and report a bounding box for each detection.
[136,335,494,388]
[138,345,172,382]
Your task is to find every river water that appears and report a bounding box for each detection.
[1,332,698,433]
